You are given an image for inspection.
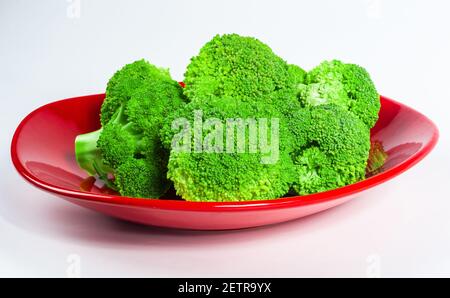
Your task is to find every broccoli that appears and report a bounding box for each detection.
[75,59,185,198]
[101,59,174,125]
[183,34,297,105]
[297,60,380,128]
[288,64,307,86]
[74,35,382,202]
[288,104,371,195]
[366,140,388,176]
[160,97,296,202]
[115,158,169,198]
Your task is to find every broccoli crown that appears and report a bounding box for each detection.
[97,106,144,169]
[126,78,186,133]
[100,59,176,125]
[75,60,185,199]
[288,104,370,195]
[160,97,296,202]
[183,34,295,104]
[115,158,169,198]
[299,60,380,128]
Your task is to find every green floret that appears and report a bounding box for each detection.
[101,59,175,125]
[289,104,371,195]
[126,78,186,133]
[97,106,146,169]
[76,103,169,197]
[75,59,185,198]
[297,80,348,107]
[299,60,380,128]
[183,34,295,104]
[288,64,307,85]
[168,151,295,202]
[115,158,169,198]
[161,97,296,202]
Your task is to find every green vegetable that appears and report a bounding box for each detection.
[288,104,371,195]
[298,60,380,128]
[160,97,296,202]
[183,34,297,105]
[101,59,173,125]
[75,60,185,198]
[288,64,307,86]
[115,158,169,198]
[75,34,382,201]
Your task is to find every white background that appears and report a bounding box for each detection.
[1,0,449,277]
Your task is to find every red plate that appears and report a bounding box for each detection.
[11,94,438,230]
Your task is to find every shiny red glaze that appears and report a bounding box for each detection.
[11,94,439,230]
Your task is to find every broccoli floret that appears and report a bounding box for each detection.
[160,97,296,202]
[115,158,169,198]
[288,64,307,85]
[75,60,185,198]
[183,34,296,104]
[126,78,186,132]
[289,104,371,195]
[97,106,146,169]
[298,79,348,107]
[168,151,295,202]
[101,59,174,125]
[298,60,380,128]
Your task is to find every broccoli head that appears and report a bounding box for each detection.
[115,158,169,198]
[298,60,380,128]
[75,60,185,198]
[183,34,296,104]
[160,97,296,202]
[289,104,371,195]
[101,59,175,125]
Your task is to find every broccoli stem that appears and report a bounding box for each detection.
[366,141,388,175]
[75,128,114,178]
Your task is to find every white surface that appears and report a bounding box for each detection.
[0,0,449,277]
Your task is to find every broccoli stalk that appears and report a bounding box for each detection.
[75,129,117,190]
[75,128,109,176]
[75,105,145,190]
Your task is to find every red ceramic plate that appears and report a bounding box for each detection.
[11,94,438,230]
